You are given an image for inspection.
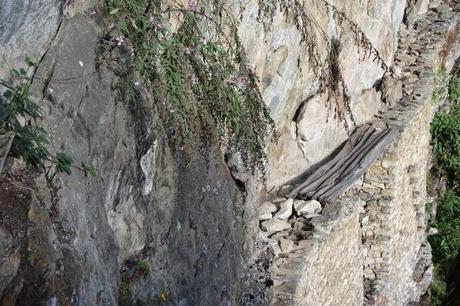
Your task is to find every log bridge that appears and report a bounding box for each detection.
[281,123,399,203]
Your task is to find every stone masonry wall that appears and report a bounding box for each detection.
[360,101,433,305]
[295,200,364,306]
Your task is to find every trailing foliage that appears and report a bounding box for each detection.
[106,0,274,162]
[430,74,460,305]
[0,59,95,179]
[256,0,389,128]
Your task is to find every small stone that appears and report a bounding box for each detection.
[258,202,277,220]
[279,238,294,253]
[271,230,291,239]
[304,213,321,219]
[261,219,291,234]
[259,212,272,221]
[293,200,322,216]
[274,198,294,220]
[428,227,438,236]
[272,244,282,256]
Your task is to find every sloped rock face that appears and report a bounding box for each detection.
[0,0,61,80]
[235,0,407,187]
[0,3,260,306]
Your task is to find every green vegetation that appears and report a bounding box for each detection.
[433,66,449,104]
[430,74,460,305]
[105,0,273,161]
[118,281,130,302]
[0,59,96,179]
[137,259,151,278]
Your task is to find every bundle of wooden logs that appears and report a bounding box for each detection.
[280,123,398,203]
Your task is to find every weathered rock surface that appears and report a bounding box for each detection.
[0,3,262,305]
[0,0,61,80]
[0,0,458,305]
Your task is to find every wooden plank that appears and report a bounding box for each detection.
[280,122,400,204]
[297,126,377,196]
[289,124,374,197]
[318,128,398,203]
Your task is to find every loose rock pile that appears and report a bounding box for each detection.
[258,198,322,255]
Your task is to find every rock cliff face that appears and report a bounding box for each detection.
[0,0,459,305]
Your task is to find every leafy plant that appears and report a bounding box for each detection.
[430,72,460,305]
[105,0,274,163]
[137,260,151,278]
[448,76,460,103]
[0,58,96,179]
[432,106,460,186]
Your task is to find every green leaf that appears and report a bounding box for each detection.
[110,8,120,15]
[56,152,73,175]
[25,56,36,67]
[82,161,97,177]
[3,90,13,98]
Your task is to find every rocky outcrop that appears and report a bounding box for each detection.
[0,3,261,305]
[0,0,459,305]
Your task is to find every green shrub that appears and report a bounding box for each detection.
[430,190,460,266]
[137,260,151,278]
[432,106,460,186]
[430,73,460,305]
[0,59,95,178]
[449,76,460,103]
[105,0,273,161]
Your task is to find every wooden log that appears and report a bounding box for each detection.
[308,128,387,200]
[285,124,372,198]
[297,125,377,197]
[318,128,398,203]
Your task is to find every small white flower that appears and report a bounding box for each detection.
[78,60,84,67]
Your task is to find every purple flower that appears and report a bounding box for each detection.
[188,0,198,11]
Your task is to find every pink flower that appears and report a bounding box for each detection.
[188,0,198,11]
[115,35,125,46]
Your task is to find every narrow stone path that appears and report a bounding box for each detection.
[257,2,460,305]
